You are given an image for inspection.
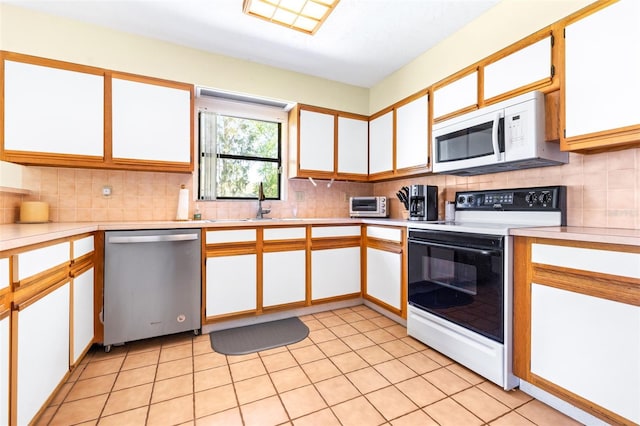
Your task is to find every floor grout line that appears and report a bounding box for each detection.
[38,305,580,425]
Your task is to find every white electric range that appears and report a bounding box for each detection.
[406,186,566,390]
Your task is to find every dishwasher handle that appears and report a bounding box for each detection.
[108,233,199,244]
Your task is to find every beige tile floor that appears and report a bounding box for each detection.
[37,305,582,426]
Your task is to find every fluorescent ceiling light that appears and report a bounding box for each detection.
[243,0,340,35]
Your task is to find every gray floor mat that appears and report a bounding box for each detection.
[209,317,309,355]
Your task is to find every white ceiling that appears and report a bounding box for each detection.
[2,0,500,88]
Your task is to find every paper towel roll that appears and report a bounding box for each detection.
[176,185,189,221]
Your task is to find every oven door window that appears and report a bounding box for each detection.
[408,238,504,343]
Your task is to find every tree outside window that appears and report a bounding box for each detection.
[199,112,281,200]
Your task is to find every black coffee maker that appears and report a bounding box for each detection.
[409,185,438,221]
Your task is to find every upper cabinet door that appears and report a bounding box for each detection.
[368,110,394,176]
[3,58,104,160]
[298,109,335,174]
[484,36,552,100]
[563,0,640,148]
[337,116,368,177]
[111,75,193,168]
[433,71,478,120]
[396,93,429,170]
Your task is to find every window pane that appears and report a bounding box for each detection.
[216,158,280,199]
[217,115,279,159]
[199,112,216,200]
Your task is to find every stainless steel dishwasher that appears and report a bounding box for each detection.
[103,229,201,351]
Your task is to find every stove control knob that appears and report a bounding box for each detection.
[525,193,534,204]
[540,192,553,204]
[457,195,466,204]
[467,195,475,205]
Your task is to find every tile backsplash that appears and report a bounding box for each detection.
[374,148,640,229]
[0,167,372,224]
[1,148,638,229]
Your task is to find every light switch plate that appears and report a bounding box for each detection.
[102,185,112,197]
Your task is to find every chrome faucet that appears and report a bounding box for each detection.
[256,182,271,219]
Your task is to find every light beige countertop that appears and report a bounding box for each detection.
[5,220,638,252]
[0,218,382,251]
[510,226,640,247]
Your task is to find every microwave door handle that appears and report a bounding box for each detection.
[492,111,504,161]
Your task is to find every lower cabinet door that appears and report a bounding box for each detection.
[72,268,94,364]
[206,255,257,317]
[311,247,361,300]
[263,250,306,307]
[366,247,401,310]
[531,284,640,424]
[0,314,9,426]
[16,282,70,425]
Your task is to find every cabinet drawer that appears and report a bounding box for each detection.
[16,242,70,281]
[72,236,94,259]
[312,226,361,238]
[263,227,306,240]
[366,226,402,243]
[206,229,256,244]
[532,243,640,279]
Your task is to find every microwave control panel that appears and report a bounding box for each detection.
[456,186,566,211]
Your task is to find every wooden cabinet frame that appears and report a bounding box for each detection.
[558,0,640,152]
[310,225,363,304]
[203,227,259,322]
[289,104,369,181]
[513,236,640,425]
[1,51,194,173]
[362,226,407,318]
[1,233,96,426]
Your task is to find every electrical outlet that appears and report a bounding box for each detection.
[102,185,112,197]
[295,191,305,202]
[343,192,349,202]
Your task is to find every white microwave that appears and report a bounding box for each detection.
[349,196,388,218]
[432,91,568,176]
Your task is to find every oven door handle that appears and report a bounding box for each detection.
[409,239,501,256]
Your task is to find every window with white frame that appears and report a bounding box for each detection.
[197,95,288,201]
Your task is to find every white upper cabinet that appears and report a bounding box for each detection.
[564,0,640,139]
[484,36,552,100]
[298,109,335,173]
[111,76,192,164]
[337,116,368,176]
[395,94,429,170]
[433,71,478,119]
[368,110,394,175]
[3,59,104,157]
